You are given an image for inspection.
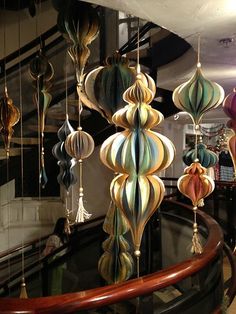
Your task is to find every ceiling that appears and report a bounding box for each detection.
[83,0,236,95]
[82,0,236,127]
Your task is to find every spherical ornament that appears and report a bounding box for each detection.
[65,128,94,160]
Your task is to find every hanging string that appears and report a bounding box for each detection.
[136,18,140,74]
[18,1,28,298]
[65,55,71,230]
[2,0,11,296]
[197,34,201,68]
[65,55,68,119]
[194,130,198,162]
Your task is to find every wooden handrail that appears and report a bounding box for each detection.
[224,243,236,305]
[0,200,223,314]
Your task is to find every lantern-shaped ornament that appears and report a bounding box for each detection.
[52,117,77,191]
[65,127,94,223]
[183,142,218,169]
[100,73,175,274]
[173,63,224,128]
[55,0,99,84]
[0,86,20,158]
[98,201,134,284]
[81,53,156,123]
[177,161,215,253]
[52,117,77,228]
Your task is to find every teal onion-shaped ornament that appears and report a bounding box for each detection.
[173,64,224,126]
[183,143,218,168]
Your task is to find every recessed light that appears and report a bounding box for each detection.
[219,37,234,48]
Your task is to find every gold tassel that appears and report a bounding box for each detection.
[191,207,203,254]
[19,277,28,299]
[191,222,203,254]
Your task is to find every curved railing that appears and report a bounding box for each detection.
[0,200,225,314]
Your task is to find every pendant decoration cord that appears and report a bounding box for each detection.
[0,0,20,159]
[18,1,28,298]
[98,200,134,284]
[29,46,54,189]
[173,34,224,254]
[55,0,99,223]
[52,56,76,230]
[100,73,175,274]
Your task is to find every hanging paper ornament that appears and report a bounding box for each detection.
[55,0,99,224]
[52,117,77,191]
[228,134,236,180]
[177,162,215,253]
[65,128,94,160]
[56,0,99,84]
[172,63,224,127]
[223,88,236,121]
[65,128,94,223]
[81,60,156,123]
[183,143,218,168]
[98,201,134,284]
[0,86,20,158]
[100,74,175,261]
[29,49,54,188]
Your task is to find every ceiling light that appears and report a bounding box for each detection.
[219,37,234,48]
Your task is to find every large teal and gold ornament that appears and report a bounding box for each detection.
[98,201,134,284]
[81,52,135,123]
[173,63,224,127]
[81,54,156,123]
[100,73,175,258]
[183,142,218,168]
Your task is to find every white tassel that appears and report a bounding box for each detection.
[75,191,92,223]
